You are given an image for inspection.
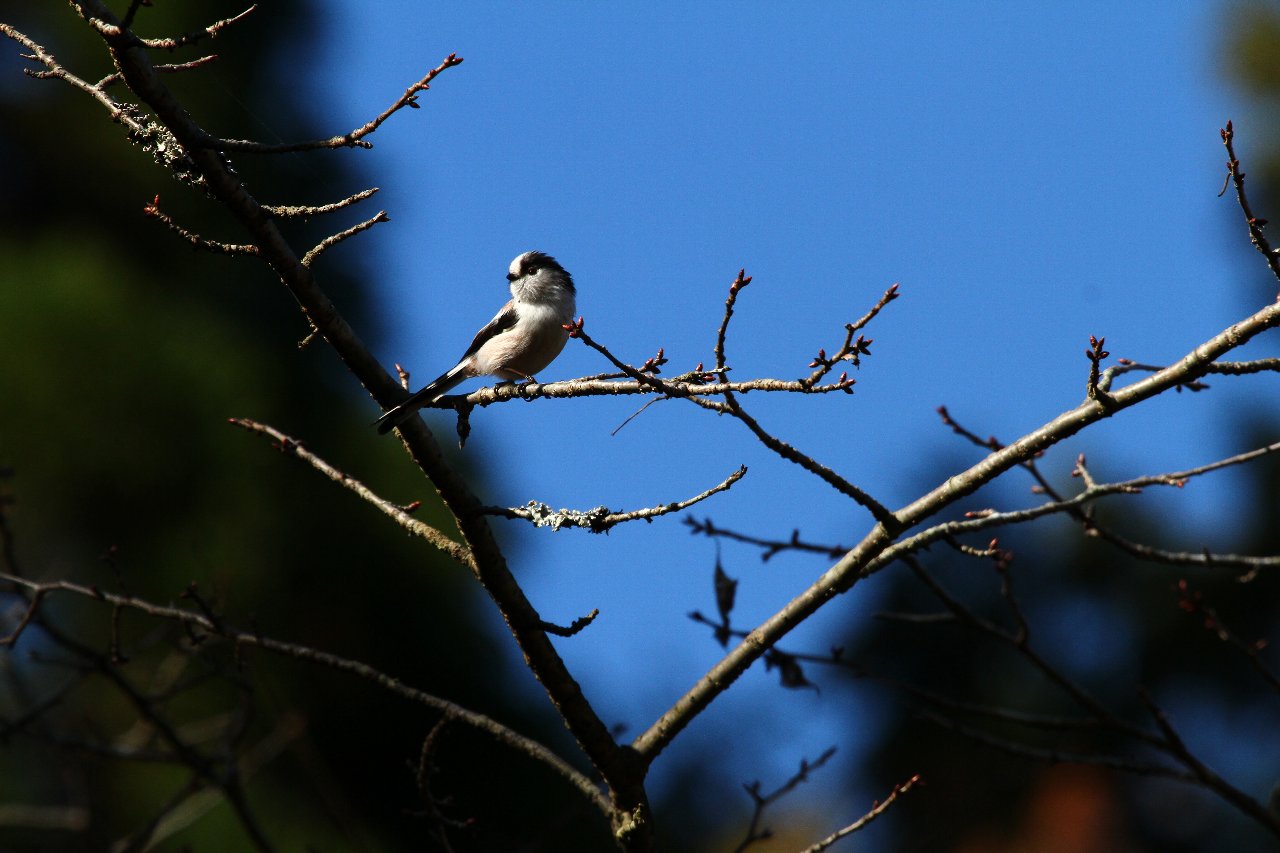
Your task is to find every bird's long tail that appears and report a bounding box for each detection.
[373,366,470,435]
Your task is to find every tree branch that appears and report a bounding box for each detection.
[0,572,612,819]
[633,291,1280,765]
[209,53,464,154]
[478,466,746,533]
[227,418,474,567]
[56,4,637,838]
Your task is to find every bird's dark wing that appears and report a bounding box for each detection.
[461,299,519,359]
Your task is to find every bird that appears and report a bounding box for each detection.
[374,251,577,435]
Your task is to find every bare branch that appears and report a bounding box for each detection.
[0,24,147,137]
[113,5,258,50]
[210,53,464,153]
[540,609,600,638]
[731,747,837,853]
[227,419,472,566]
[263,187,379,219]
[900,555,1280,837]
[562,321,891,524]
[0,588,47,647]
[1085,334,1115,407]
[801,283,898,389]
[1221,119,1280,283]
[300,210,389,267]
[1094,355,1280,394]
[98,54,220,89]
[635,295,1280,761]
[714,269,751,372]
[1137,686,1280,832]
[1175,579,1280,694]
[0,572,612,819]
[683,517,847,562]
[870,441,1280,575]
[479,466,746,533]
[1088,524,1280,572]
[798,775,920,853]
[918,711,1193,780]
[142,195,260,254]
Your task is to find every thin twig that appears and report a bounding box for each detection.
[227,418,473,567]
[801,283,897,389]
[1221,119,1280,282]
[918,712,1193,780]
[798,775,920,853]
[98,54,219,89]
[0,571,612,819]
[120,5,258,50]
[300,211,389,267]
[263,187,379,219]
[142,195,259,254]
[715,269,751,372]
[869,441,1280,575]
[0,589,47,647]
[731,747,837,853]
[1175,579,1280,694]
[0,24,147,137]
[210,54,464,153]
[903,555,1280,837]
[683,517,846,561]
[540,609,600,638]
[478,467,746,533]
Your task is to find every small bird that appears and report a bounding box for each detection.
[374,251,577,435]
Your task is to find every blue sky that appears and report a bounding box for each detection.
[300,2,1271,838]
